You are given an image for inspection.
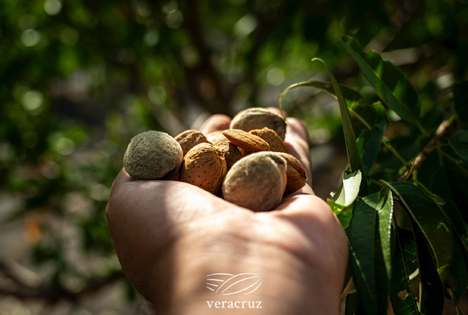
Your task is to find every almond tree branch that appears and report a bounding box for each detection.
[397,112,456,181]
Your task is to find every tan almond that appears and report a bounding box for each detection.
[222,129,270,152]
[250,127,287,153]
[180,143,227,194]
[230,107,287,140]
[175,130,211,156]
[214,141,242,170]
[206,130,228,145]
[222,152,287,212]
[275,152,307,194]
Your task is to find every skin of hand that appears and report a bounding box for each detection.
[106,109,349,315]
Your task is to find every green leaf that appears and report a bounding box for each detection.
[448,130,468,164]
[413,226,445,314]
[357,120,385,173]
[449,240,468,304]
[442,200,468,252]
[376,188,394,284]
[388,182,454,274]
[312,58,368,195]
[330,170,362,207]
[341,36,421,127]
[454,81,468,125]
[390,228,419,315]
[279,80,386,129]
[348,188,394,315]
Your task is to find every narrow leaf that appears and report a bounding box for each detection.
[279,80,386,129]
[376,188,394,283]
[331,170,362,207]
[390,228,419,315]
[312,58,367,195]
[449,240,468,304]
[413,226,445,314]
[454,81,468,125]
[341,36,421,126]
[389,182,454,274]
[448,130,468,164]
[357,120,386,173]
[348,189,394,315]
[442,199,468,252]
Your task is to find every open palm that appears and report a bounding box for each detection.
[106,110,348,314]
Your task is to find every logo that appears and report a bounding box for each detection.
[206,273,262,295]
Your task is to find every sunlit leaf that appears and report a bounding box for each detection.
[330,170,362,207]
[341,36,421,127]
[312,58,368,195]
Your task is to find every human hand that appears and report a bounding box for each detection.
[106,109,348,314]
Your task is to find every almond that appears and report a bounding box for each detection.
[123,131,183,180]
[250,127,287,153]
[180,143,227,194]
[222,152,287,212]
[214,141,242,170]
[230,107,286,140]
[222,129,270,152]
[206,130,228,145]
[276,152,307,194]
[175,130,211,156]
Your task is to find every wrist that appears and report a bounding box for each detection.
[149,217,342,315]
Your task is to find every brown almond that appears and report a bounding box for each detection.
[175,130,211,156]
[276,152,307,194]
[214,141,242,170]
[250,127,287,153]
[222,129,270,152]
[180,143,227,194]
[206,130,228,145]
[230,107,287,140]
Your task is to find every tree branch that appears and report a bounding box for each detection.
[397,112,456,181]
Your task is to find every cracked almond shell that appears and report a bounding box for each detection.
[180,143,227,194]
[175,129,211,156]
[250,127,287,153]
[206,130,228,145]
[276,152,307,194]
[214,141,242,170]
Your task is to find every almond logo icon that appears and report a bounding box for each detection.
[206,273,262,295]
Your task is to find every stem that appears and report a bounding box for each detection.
[382,137,408,167]
[397,112,456,181]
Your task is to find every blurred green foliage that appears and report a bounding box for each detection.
[0,0,467,311]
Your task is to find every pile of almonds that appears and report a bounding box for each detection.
[123,108,307,212]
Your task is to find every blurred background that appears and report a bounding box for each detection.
[0,0,467,314]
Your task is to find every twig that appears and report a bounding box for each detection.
[397,113,456,181]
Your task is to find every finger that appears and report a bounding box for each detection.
[283,118,312,186]
[200,114,231,135]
